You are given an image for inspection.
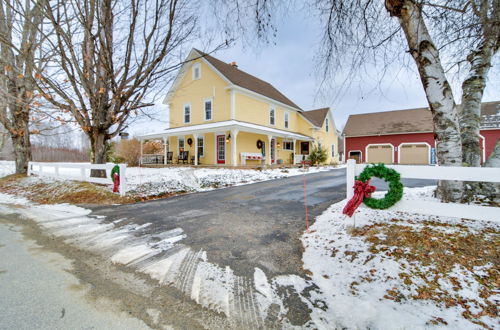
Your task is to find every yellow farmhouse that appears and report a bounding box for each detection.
[139,49,340,166]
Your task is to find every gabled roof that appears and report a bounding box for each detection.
[194,49,301,110]
[343,101,500,137]
[301,107,330,127]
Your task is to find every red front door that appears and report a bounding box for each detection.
[217,135,225,164]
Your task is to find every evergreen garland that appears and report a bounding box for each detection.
[110,164,120,180]
[357,163,403,209]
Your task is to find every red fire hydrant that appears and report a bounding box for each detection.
[113,173,120,193]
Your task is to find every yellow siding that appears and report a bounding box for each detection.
[168,59,231,128]
[311,114,339,164]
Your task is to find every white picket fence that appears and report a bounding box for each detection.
[346,159,500,222]
[28,162,128,196]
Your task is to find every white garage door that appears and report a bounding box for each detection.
[367,145,393,164]
[399,144,429,164]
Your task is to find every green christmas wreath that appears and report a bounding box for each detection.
[357,163,403,209]
[110,164,120,181]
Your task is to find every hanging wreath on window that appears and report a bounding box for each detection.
[343,163,403,217]
[256,140,263,149]
[187,138,193,146]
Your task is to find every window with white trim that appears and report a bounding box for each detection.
[325,118,329,132]
[269,107,275,125]
[283,141,293,151]
[192,62,201,80]
[284,112,289,128]
[197,136,204,157]
[178,137,185,152]
[331,144,335,157]
[184,104,191,123]
[204,99,212,120]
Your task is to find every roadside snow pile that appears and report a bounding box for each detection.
[125,166,339,196]
[302,186,499,329]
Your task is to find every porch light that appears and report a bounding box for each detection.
[226,134,231,143]
[277,142,281,148]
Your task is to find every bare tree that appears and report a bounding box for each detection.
[38,0,224,176]
[0,0,45,174]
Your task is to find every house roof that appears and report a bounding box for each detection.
[194,49,301,110]
[343,101,500,137]
[301,108,330,127]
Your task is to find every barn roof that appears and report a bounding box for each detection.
[343,101,500,137]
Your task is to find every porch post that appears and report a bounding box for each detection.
[193,134,199,166]
[267,135,272,166]
[163,137,167,165]
[231,129,239,166]
[140,139,144,165]
[293,139,297,164]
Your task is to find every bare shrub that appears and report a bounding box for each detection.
[114,139,141,166]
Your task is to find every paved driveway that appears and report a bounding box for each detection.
[91,169,435,277]
[92,169,347,277]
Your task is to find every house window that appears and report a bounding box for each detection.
[197,136,204,157]
[269,107,275,125]
[178,137,185,152]
[192,62,201,80]
[204,99,212,120]
[326,118,329,132]
[184,104,191,123]
[331,144,335,157]
[284,112,289,128]
[283,141,293,151]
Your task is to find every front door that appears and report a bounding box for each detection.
[217,135,225,164]
[271,138,276,164]
[301,142,309,155]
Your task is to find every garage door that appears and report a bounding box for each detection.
[399,144,429,164]
[367,145,393,164]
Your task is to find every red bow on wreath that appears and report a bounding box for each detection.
[343,179,376,217]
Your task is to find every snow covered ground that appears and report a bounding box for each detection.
[0,185,497,328]
[302,186,499,329]
[0,161,343,197]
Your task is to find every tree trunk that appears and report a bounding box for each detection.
[385,0,463,202]
[10,124,31,175]
[90,131,108,178]
[460,44,494,168]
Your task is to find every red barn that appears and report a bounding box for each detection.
[343,101,500,164]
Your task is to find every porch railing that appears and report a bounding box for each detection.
[294,154,309,164]
[141,154,165,165]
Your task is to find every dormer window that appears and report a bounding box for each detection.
[269,107,275,125]
[325,118,329,132]
[192,62,201,80]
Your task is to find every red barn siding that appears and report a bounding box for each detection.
[345,129,500,164]
[481,129,500,161]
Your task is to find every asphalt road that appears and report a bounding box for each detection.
[91,168,435,277]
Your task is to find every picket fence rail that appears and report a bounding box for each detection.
[346,159,500,222]
[28,162,127,196]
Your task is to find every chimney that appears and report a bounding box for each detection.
[230,61,238,68]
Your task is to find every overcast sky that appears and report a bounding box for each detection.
[130,5,500,136]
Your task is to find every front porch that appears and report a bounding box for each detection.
[138,120,314,167]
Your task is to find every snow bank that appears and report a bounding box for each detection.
[302,185,500,329]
